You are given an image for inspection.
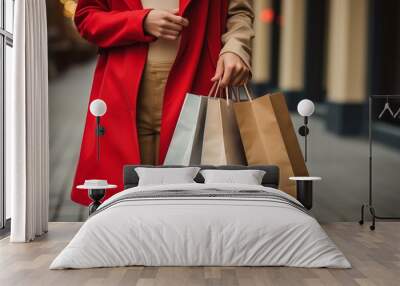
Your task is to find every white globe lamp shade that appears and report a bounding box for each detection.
[90,99,107,117]
[297,99,315,117]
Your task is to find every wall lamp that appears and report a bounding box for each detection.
[297,99,315,162]
[89,99,107,161]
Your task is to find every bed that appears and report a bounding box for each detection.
[50,165,350,269]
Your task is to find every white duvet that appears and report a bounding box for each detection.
[50,183,350,269]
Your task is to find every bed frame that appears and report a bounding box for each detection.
[122,165,311,209]
[123,165,279,188]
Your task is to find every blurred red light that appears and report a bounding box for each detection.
[260,8,274,23]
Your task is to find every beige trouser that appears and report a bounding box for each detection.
[137,61,174,165]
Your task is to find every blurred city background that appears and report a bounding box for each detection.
[47,0,400,222]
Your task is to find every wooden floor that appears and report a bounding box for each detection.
[0,222,399,286]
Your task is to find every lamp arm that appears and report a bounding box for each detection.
[303,117,307,162]
[96,117,106,136]
[96,117,100,132]
[297,99,314,163]
[95,116,106,161]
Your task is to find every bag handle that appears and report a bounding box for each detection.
[224,87,231,106]
[207,81,250,105]
[235,84,253,102]
[207,80,231,103]
[229,86,240,101]
[208,80,222,98]
[225,86,240,106]
[219,86,240,106]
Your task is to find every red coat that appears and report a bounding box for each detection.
[71,0,228,205]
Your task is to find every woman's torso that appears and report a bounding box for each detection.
[142,0,181,64]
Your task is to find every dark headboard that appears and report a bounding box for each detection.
[123,165,280,189]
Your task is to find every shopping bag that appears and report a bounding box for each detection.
[201,84,247,165]
[164,93,207,165]
[233,86,308,197]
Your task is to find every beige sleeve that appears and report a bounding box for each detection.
[220,0,255,70]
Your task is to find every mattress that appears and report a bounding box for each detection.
[50,183,350,269]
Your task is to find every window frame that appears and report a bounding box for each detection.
[0,0,14,231]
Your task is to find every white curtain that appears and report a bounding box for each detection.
[7,0,49,242]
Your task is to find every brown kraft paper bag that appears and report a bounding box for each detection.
[233,87,308,197]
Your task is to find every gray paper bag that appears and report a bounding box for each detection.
[164,93,207,165]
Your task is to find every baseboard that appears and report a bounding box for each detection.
[325,102,367,135]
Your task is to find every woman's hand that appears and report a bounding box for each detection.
[144,9,189,40]
[211,52,250,87]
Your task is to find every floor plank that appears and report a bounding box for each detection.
[1,222,399,286]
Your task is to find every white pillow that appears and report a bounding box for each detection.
[200,169,266,185]
[135,167,201,186]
